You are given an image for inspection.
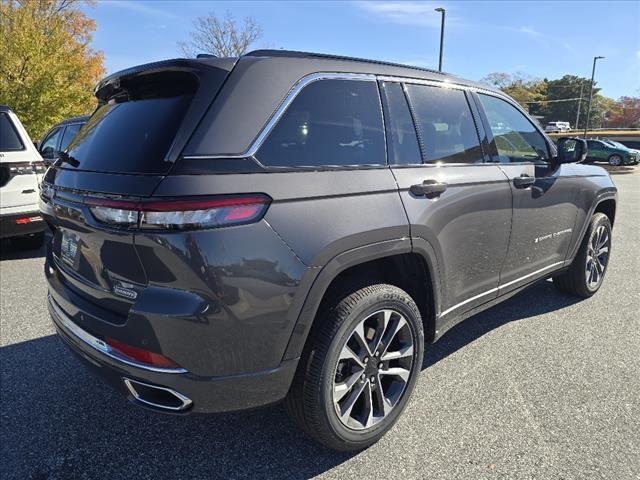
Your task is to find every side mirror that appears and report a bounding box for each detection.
[556,137,587,164]
[33,140,40,150]
[41,146,56,159]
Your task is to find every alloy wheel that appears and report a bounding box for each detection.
[332,309,415,430]
[585,224,609,289]
[609,155,622,166]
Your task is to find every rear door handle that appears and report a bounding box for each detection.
[409,180,448,198]
[513,174,536,189]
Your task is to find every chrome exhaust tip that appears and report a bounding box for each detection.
[123,378,192,412]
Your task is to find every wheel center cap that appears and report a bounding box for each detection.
[365,359,379,377]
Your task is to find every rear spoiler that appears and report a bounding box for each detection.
[94,58,237,102]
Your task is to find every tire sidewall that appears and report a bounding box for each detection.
[318,286,424,447]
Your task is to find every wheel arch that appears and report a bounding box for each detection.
[594,198,616,226]
[567,191,617,262]
[282,238,441,361]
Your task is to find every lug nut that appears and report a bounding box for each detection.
[378,362,383,369]
[374,351,380,357]
[361,373,366,380]
[364,357,369,364]
[370,376,375,383]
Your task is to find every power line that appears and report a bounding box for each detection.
[525,97,583,104]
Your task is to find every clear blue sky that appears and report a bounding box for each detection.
[85,1,639,99]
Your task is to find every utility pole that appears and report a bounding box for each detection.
[435,7,445,72]
[575,82,584,131]
[584,56,605,138]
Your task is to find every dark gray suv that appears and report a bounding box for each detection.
[42,50,617,451]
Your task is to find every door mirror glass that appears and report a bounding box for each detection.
[41,146,56,159]
[556,137,586,163]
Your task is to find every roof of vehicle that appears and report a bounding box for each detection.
[246,49,494,91]
[57,115,91,126]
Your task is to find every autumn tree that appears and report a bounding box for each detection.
[178,10,263,58]
[606,96,640,128]
[0,0,104,139]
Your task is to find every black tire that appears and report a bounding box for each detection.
[554,213,611,297]
[285,283,424,451]
[10,231,44,251]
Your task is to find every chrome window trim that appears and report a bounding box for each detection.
[439,261,565,317]
[182,70,552,166]
[49,296,188,374]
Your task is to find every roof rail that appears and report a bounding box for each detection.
[245,49,446,76]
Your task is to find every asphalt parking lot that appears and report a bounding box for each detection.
[1,172,639,480]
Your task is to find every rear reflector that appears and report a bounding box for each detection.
[15,215,41,224]
[86,194,271,230]
[104,337,182,369]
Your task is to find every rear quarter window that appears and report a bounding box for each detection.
[256,79,386,168]
[0,113,25,151]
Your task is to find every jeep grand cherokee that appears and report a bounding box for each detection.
[42,50,617,451]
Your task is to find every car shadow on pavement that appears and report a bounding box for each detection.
[1,335,355,480]
[0,238,46,261]
[423,279,581,369]
[1,280,581,480]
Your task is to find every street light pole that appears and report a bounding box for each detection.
[575,82,584,131]
[435,7,445,72]
[583,56,605,138]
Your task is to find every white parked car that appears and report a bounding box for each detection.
[0,105,47,249]
[545,121,571,132]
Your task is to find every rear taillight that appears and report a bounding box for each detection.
[86,194,271,230]
[32,161,48,174]
[7,162,36,175]
[104,337,182,369]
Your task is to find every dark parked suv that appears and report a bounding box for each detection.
[42,50,617,451]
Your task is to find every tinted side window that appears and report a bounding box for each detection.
[478,94,549,164]
[405,84,482,164]
[40,127,62,157]
[380,82,421,165]
[60,123,83,151]
[257,79,385,167]
[0,113,24,151]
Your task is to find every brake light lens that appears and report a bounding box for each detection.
[104,337,182,369]
[6,162,37,175]
[86,194,270,230]
[32,161,48,174]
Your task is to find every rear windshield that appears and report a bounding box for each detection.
[64,95,193,174]
[0,113,24,151]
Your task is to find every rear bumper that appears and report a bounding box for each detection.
[0,210,45,239]
[49,294,299,414]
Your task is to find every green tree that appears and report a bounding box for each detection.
[0,0,104,140]
[480,72,547,110]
